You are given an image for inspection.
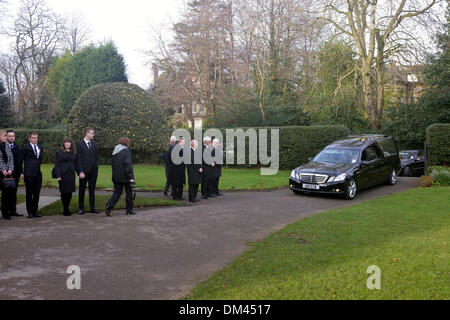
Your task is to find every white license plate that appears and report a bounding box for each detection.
[302,183,320,190]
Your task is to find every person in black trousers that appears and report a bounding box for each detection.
[168,137,186,200]
[0,130,15,220]
[162,136,177,196]
[20,131,43,219]
[211,138,223,196]
[5,130,23,217]
[76,128,99,214]
[55,138,77,216]
[186,140,203,203]
[105,137,135,216]
[201,137,217,199]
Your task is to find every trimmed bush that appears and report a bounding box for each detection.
[66,82,169,164]
[9,129,65,163]
[426,124,450,166]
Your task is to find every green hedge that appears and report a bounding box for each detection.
[10,129,65,163]
[186,125,349,170]
[426,124,450,166]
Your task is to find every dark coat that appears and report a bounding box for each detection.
[187,148,203,185]
[55,150,76,194]
[202,144,214,181]
[9,142,22,178]
[168,146,185,185]
[111,147,134,183]
[162,143,175,175]
[0,142,14,178]
[20,143,43,177]
[76,140,98,175]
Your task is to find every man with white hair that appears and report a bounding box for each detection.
[162,136,177,196]
[201,136,216,199]
[187,140,203,202]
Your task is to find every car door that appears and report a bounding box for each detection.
[358,146,377,188]
[360,145,385,187]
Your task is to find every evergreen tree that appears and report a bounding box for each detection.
[0,80,12,128]
[57,41,128,116]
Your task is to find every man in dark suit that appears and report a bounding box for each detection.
[76,128,99,214]
[211,138,223,196]
[187,140,203,203]
[201,137,217,199]
[162,136,177,196]
[167,137,186,200]
[6,130,23,217]
[20,132,43,219]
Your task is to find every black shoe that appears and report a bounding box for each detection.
[163,190,168,196]
[63,212,72,217]
[2,215,11,220]
[105,207,111,217]
[208,194,218,198]
[216,193,223,196]
[189,198,200,203]
[201,196,208,199]
[27,213,34,219]
[78,209,85,215]
[126,211,137,215]
[90,209,100,214]
[33,213,42,218]
[10,212,23,217]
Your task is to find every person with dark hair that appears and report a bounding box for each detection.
[168,137,186,201]
[20,131,43,219]
[211,138,223,196]
[105,137,135,216]
[55,138,77,216]
[76,128,99,214]
[0,130,15,220]
[5,130,23,217]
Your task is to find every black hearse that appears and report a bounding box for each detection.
[289,135,401,200]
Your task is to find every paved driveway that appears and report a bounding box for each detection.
[0,177,418,300]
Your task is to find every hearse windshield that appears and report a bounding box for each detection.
[313,148,360,164]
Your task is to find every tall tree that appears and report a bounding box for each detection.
[323,0,440,130]
[58,41,127,116]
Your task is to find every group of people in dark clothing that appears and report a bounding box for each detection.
[0,128,136,220]
[1,129,223,220]
[163,136,223,203]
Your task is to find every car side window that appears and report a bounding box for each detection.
[362,146,379,162]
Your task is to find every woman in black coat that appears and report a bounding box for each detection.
[105,137,135,216]
[55,138,76,216]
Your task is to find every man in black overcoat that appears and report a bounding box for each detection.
[201,137,216,199]
[168,137,186,200]
[162,136,177,196]
[186,140,203,203]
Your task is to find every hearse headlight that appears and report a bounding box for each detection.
[290,169,297,179]
[334,173,347,182]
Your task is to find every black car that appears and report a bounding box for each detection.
[289,135,401,200]
[399,150,425,177]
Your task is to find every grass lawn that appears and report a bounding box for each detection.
[38,195,179,216]
[36,164,290,191]
[185,186,450,300]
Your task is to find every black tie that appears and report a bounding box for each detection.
[87,142,91,150]
[33,145,38,158]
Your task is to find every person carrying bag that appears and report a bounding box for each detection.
[0,130,16,220]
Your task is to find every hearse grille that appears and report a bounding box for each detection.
[300,174,328,184]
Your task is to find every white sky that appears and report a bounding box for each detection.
[1,0,182,89]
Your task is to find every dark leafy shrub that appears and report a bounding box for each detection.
[426,124,450,166]
[66,82,169,164]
